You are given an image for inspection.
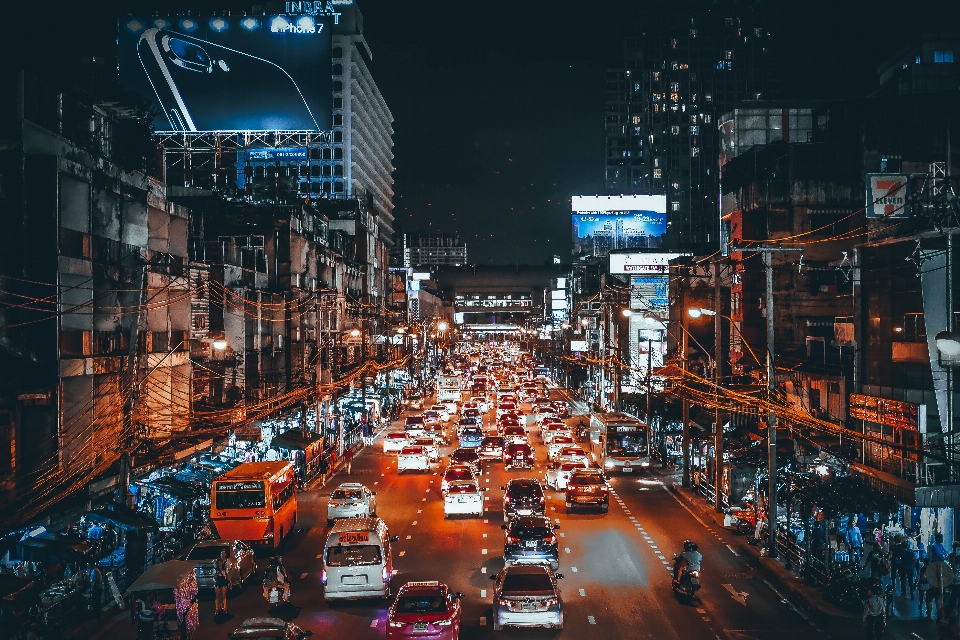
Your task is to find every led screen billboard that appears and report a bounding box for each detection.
[609,252,689,274]
[571,195,667,257]
[119,15,332,132]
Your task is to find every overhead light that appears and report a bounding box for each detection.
[687,307,716,318]
[350,328,361,338]
[936,331,960,356]
[212,339,228,351]
[622,309,634,317]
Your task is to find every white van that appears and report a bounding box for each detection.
[322,517,397,601]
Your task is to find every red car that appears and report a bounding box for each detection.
[504,443,535,469]
[387,580,463,640]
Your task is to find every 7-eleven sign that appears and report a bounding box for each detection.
[866,174,911,219]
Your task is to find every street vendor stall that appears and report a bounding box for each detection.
[270,430,325,482]
[126,560,198,640]
[87,504,161,592]
[10,536,93,625]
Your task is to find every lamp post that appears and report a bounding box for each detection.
[687,305,724,512]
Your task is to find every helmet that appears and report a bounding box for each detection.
[683,540,697,552]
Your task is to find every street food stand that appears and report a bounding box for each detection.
[127,560,199,639]
[11,536,92,625]
[87,504,161,593]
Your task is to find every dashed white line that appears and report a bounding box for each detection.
[483,533,488,538]
[484,519,489,524]
[480,617,486,627]
[559,532,565,538]
[579,589,586,597]
[482,549,488,555]
[422,498,427,502]
[399,551,406,556]
[406,535,412,540]
[369,619,378,628]
[417,510,422,514]
[564,548,571,554]
[481,567,486,573]
[587,615,596,624]
[725,544,739,556]
[571,566,578,572]
[480,589,487,597]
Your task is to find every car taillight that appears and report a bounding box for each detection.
[497,597,510,606]
[321,569,327,585]
[599,486,609,493]
[436,617,454,626]
[546,536,557,545]
[506,535,521,544]
[544,597,558,607]
[382,566,391,583]
[388,620,404,628]
[539,496,545,503]
[264,518,274,538]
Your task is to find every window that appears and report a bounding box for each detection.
[333,165,343,177]
[332,64,343,75]
[690,125,699,135]
[334,148,343,160]
[671,39,678,49]
[704,94,712,102]
[632,116,642,125]
[322,165,331,177]
[754,27,762,37]
[670,125,680,135]
[653,169,662,178]
[333,97,343,109]
[671,61,679,71]
[333,81,343,92]
[725,18,733,26]
[333,131,343,143]
[671,202,680,211]
[680,63,689,70]
[691,147,700,157]
[690,29,697,38]
[671,182,680,189]
[653,104,659,113]
[653,157,660,168]
[934,50,955,63]
[322,148,332,160]
[690,115,698,124]
[725,50,734,60]
[334,181,344,193]
[333,114,343,126]
[703,114,712,123]
[332,47,343,58]
[670,82,679,92]
[916,56,921,64]
[652,72,660,81]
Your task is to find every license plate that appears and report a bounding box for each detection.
[342,575,367,585]
[521,602,536,611]
[623,467,633,473]
[525,540,537,548]
[414,622,429,632]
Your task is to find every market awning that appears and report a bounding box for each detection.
[271,430,324,452]
[11,536,92,563]
[139,477,205,500]
[126,560,197,594]
[86,504,160,532]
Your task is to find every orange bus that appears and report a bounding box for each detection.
[210,461,297,548]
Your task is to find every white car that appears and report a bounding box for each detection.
[501,426,528,446]
[535,411,560,426]
[383,432,409,453]
[430,404,451,422]
[441,465,477,493]
[542,424,573,445]
[556,447,590,467]
[496,402,519,420]
[397,446,431,473]
[410,436,440,462]
[327,482,377,524]
[548,436,577,460]
[443,480,485,517]
[469,396,491,413]
[544,462,587,491]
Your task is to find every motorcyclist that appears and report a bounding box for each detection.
[674,540,702,583]
[262,555,291,604]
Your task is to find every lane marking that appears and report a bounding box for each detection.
[481,567,486,573]
[480,617,486,627]
[484,519,489,524]
[697,608,706,614]
[299,572,307,579]
[412,521,418,525]
[763,579,809,620]
[369,619,378,628]
[480,589,487,598]
[425,490,430,493]
[417,510,422,514]
[422,498,427,502]
[374,481,379,485]
[483,533,487,538]
[482,549,488,555]
[399,551,406,556]
[559,532,565,538]
[406,535,412,540]
[564,548,571,554]
[725,544,738,556]
[579,589,586,596]
[571,566,578,572]
[316,554,322,559]
[587,615,596,625]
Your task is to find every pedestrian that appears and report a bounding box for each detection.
[318,456,329,486]
[87,562,103,620]
[932,534,950,563]
[863,586,887,640]
[214,548,231,616]
[344,447,354,476]
[866,543,888,582]
[918,559,933,616]
[948,541,960,569]
[847,520,864,564]
[898,542,917,599]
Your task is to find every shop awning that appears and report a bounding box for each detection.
[126,560,197,594]
[138,477,205,501]
[11,536,92,563]
[86,504,160,532]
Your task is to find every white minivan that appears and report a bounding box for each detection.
[322,517,398,601]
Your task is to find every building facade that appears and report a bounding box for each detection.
[400,233,468,267]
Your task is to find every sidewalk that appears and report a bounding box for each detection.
[669,481,941,640]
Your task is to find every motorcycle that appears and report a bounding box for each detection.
[672,556,702,601]
[724,506,758,536]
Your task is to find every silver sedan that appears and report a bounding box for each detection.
[490,565,564,631]
[327,482,377,524]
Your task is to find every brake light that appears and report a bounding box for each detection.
[506,535,521,544]
[497,597,510,606]
[321,569,327,585]
[382,566,391,583]
[546,535,557,545]
[539,496,545,503]
[436,617,454,626]
[264,518,274,539]
[388,620,404,628]
[544,597,558,607]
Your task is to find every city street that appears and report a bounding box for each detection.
[87,397,860,640]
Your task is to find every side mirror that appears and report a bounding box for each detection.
[553,523,560,530]
[500,524,508,530]
[555,573,564,579]
[488,574,497,581]
[391,535,399,542]
[456,592,465,599]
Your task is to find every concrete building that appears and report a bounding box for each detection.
[605,1,779,252]
[400,233,468,267]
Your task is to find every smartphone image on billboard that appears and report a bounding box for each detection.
[137,27,320,131]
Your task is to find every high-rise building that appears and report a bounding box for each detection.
[400,233,468,267]
[605,2,779,252]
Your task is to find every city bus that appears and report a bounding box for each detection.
[588,412,651,473]
[210,461,297,548]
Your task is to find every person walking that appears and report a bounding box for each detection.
[863,586,886,639]
[897,541,917,599]
[214,548,231,616]
[931,533,949,563]
[866,543,888,582]
[344,447,354,476]
[847,521,864,564]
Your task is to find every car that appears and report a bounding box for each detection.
[502,515,560,570]
[404,415,426,437]
[478,436,505,460]
[501,425,528,445]
[551,401,570,418]
[531,400,553,414]
[387,581,463,640]
[544,461,587,491]
[541,423,572,445]
[443,479,485,517]
[503,443,535,469]
[496,416,522,431]
[409,436,440,461]
[441,465,476,493]
[327,482,377,524]
[547,436,577,460]
[405,394,424,410]
[565,469,609,512]
[501,478,545,522]
[383,432,410,453]
[398,446,431,473]
[556,447,590,467]
[489,565,564,631]
[496,402,518,420]
[461,407,483,428]
[458,426,484,448]
[449,447,483,476]
[469,395,490,413]
[228,617,313,639]
[535,411,560,426]
[182,539,257,591]
[430,404,451,422]
[423,410,443,430]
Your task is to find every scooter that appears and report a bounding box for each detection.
[672,557,702,601]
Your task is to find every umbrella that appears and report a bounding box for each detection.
[126,560,198,595]
[86,504,160,532]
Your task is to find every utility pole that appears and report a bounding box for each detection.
[681,266,691,488]
[714,260,724,513]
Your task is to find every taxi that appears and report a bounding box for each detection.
[556,447,590,467]
[383,432,410,453]
[397,446,431,473]
[441,465,476,493]
[387,581,463,640]
[547,436,577,460]
[327,482,377,524]
[443,479,484,518]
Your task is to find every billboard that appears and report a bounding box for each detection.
[865,174,911,219]
[609,251,689,274]
[571,195,667,257]
[119,15,332,132]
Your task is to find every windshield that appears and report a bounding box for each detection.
[215,488,266,510]
[571,473,605,485]
[452,451,478,463]
[512,525,551,537]
[326,544,382,567]
[331,490,362,500]
[502,572,553,592]
[448,483,478,493]
[186,545,229,560]
[405,417,425,425]
[446,470,471,481]
[395,595,446,613]
[607,433,648,456]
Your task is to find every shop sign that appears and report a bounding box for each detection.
[235,426,263,441]
[217,481,264,491]
[849,393,926,432]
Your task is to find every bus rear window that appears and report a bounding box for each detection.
[326,544,382,566]
[215,488,266,510]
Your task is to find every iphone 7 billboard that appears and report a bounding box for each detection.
[119,15,332,132]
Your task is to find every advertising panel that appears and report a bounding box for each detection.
[849,393,926,432]
[570,340,588,352]
[865,174,911,219]
[631,276,670,314]
[119,14,332,132]
[571,195,667,257]
[609,252,689,274]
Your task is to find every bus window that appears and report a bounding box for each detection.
[215,482,266,510]
[273,482,296,511]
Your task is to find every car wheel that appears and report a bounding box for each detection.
[493,621,502,631]
[600,504,609,514]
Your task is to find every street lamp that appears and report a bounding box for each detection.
[621,309,634,318]
[437,321,448,332]
[212,338,228,351]
[687,307,717,319]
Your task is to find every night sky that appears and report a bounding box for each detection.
[7,0,959,264]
